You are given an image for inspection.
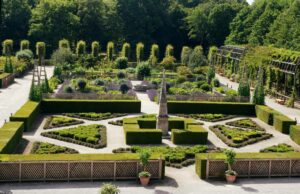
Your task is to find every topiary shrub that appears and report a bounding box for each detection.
[77,79,87,91]
[121,42,130,59]
[149,44,159,66]
[115,57,128,69]
[91,41,100,58]
[2,39,13,56]
[36,42,46,65]
[94,79,105,86]
[120,84,130,94]
[200,83,211,92]
[107,41,114,61]
[136,62,151,80]
[136,42,144,62]
[64,86,73,93]
[20,40,30,51]
[76,40,86,57]
[117,71,126,79]
[212,78,220,87]
[161,56,176,70]
[16,49,33,62]
[181,46,192,65]
[59,39,70,50]
[207,66,215,84]
[165,44,174,57]
[188,46,207,69]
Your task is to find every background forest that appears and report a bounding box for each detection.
[0,0,299,57]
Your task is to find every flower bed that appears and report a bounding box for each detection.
[31,142,78,154]
[176,114,235,122]
[43,116,84,129]
[210,125,272,148]
[226,118,264,131]
[113,145,208,169]
[108,119,123,126]
[41,124,107,148]
[260,144,295,153]
[63,112,127,121]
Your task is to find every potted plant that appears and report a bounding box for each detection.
[224,149,237,183]
[138,149,151,186]
[100,183,120,194]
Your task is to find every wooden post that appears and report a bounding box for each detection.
[91,161,94,181]
[67,162,70,182]
[268,160,272,178]
[206,159,209,179]
[158,157,163,180]
[43,162,46,182]
[113,162,116,181]
[289,160,292,177]
[19,163,22,182]
[248,161,251,178]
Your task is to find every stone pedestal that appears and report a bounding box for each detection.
[157,115,169,136]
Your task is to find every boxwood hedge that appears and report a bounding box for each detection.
[273,115,296,134]
[171,124,208,145]
[290,125,300,145]
[168,101,256,115]
[10,101,40,132]
[0,122,24,154]
[41,99,141,113]
[255,105,279,125]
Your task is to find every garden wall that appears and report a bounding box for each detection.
[168,101,256,115]
[0,154,164,182]
[41,99,141,113]
[196,153,300,179]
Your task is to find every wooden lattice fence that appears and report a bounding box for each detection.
[0,159,164,182]
[206,159,300,179]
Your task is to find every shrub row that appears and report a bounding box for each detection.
[255,105,279,125]
[0,122,24,154]
[10,101,40,132]
[168,101,256,115]
[290,125,300,145]
[171,125,208,145]
[41,99,141,113]
[273,115,297,134]
[43,116,84,129]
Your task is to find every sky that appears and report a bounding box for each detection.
[247,0,254,4]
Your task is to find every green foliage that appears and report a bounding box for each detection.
[161,56,176,70]
[100,183,120,194]
[273,115,297,134]
[76,40,86,56]
[238,80,250,97]
[206,66,215,84]
[181,46,192,65]
[208,46,218,62]
[77,79,87,91]
[165,44,174,57]
[59,39,70,50]
[0,122,24,154]
[178,114,235,122]
[41,99,141,113]
[168,102,256,115]
[226,119,263,131]
[42,124,107,148]
[20,40,30,51]
[91,41,100,58]
[260,144,294,153]
[224,149,236,171]
[139,149,151,169]
[255,105,279,125]
[290,125,300,145]
[188,46,207,69]
[64,112,127,121]
[16,49,34,62]
[115,57,128,69]
[107,41,114,61]
[31,142,78,154]
[36,42,46,59]
[121,42,131,59]
[2,39,14,56]
[44,116,83,129]
[171,125,208,145]
[10,101,40,132]
[136,42,144,62]
[149,44,159,66]
[136,62,151,80]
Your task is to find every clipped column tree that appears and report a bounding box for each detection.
[59,39,70,50]
[136,42,144,63]
[20,40,30,51]
[36,42,46,66]
[76,40,86,57]
[2,39,13,56]
[149,44,159,66]
[181,46,192,65]
[91,41,100,58]
[121,42,130,60]
[107,41,114,62]
[165,44,174,57]
[208,46,218,63]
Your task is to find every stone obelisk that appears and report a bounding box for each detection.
[156,69,169,136]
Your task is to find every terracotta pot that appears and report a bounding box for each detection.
[140,176,150,186]
[226,174,237,183]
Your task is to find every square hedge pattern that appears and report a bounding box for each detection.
[123,117,208,145]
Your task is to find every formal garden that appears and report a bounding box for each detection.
[0,0,300,193]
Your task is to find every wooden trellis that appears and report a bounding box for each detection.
[33,57,47,86]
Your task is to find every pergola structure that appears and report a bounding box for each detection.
[211,45,246,75]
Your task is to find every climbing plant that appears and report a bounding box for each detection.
[136,42,144,63]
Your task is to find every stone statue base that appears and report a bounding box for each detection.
[156,115,169,137]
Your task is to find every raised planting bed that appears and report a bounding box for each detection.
[41,124,107,148]
[43,116,84,129]
[176,114,235,122]
[209,125,273,148]
[113,145,208,169]
[108,119,123,126]
[226,118,264,131]
[63,112,127,121]
[31,142,78,154]
[260,143,295,153]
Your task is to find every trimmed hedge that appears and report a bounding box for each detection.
[290,125,300,145]
[171,124,208,145]
[255,105,279,125]
[41,99,141,113]
[273,115,296,134]
[10,101,40,132]
[196,152,300,179]
[168,101,256,115]
[0,122,24,154]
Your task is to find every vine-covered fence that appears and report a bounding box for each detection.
[0,159,164,182]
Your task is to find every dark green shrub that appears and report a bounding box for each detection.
[77,79,87,91]
[136,62,151,80]
[290,125,300,145]
[94,79,105,86]
[200,83,211,92]
[273,115,296,134]
[117,72,126,79]
[255,105,278,125]
[120,84,130,94]
[115,57,128,69]
[213,78,220,87]
[64,86,73,93]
